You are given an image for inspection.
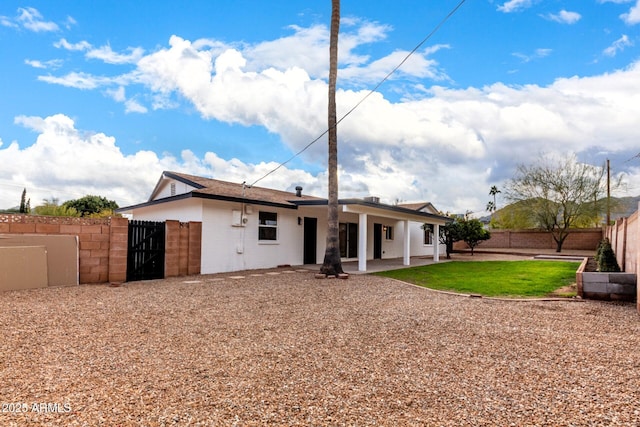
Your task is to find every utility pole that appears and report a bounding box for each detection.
[606,158,611,226]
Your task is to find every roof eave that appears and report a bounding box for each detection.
[191,192,298,209]
[116,192,193,213]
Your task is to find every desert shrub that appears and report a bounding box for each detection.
[596,238,620,272]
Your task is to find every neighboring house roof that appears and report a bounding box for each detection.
[117,171,452,223]
[398,202,441,215]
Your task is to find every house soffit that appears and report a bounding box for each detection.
[341,204,449,224]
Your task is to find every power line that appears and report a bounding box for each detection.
[249,0,468,187]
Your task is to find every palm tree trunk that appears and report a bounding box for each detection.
[320,0,344,277]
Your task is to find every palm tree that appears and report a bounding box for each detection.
[488,185,501,212]
[486,201,496,213]
[320,0,344,277]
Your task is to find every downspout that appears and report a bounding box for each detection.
[240,182,249,269]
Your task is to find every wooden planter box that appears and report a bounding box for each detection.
[576,258,637,302]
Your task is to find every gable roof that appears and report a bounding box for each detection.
[398,202,440,214]
[176,171,323,207]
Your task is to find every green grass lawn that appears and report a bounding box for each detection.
[375,260,581,298]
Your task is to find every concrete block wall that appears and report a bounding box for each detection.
[625,212,638,277]
[454,228,602,252]
[188,222,202,275]
[165,220,201,278]
[165,220,181,278]
[0,214,201,284]
[179,222,190,276]
[605,204,640,313]
[109,217,129,283]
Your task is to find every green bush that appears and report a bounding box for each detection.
[596,238,620,272]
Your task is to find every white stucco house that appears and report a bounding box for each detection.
[117,171,451,274]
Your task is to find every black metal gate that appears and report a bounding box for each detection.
[127,220,165,281]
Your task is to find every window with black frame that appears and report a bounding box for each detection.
[258,211,278,241]
[385,225,393,240]
[424,224,434,245]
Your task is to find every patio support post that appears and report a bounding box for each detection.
[433,224,440,262]
[403,220,410,266]
[358,213,367,272]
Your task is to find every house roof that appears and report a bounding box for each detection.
[294,199,451,223]
[117,171,452,223]
[118,171,324,212]
[164,171,323,208]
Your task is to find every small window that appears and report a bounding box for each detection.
[259,211,278,241]
[424,224,434,245]
[384,225,393,240]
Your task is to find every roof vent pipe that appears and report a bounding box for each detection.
[295,186,303,197]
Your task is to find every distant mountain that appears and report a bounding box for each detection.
[609,196,640,220]
[481,196,640,227]
[0,206,20,214]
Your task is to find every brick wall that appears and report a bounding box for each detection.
[453,228,603,252]
[0,214,201,284]
[164,220,201,278]
[187,222,202,275]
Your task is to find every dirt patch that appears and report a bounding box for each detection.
[547,282,578,297]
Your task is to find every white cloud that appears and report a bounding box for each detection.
[25,59,63,69]
[498,0,534,13]
[3,114,168,207]
[106,86,126,103]
[64,16,77,30]
[621,0,640,24]
[37,72,111,89]
[86,44,145,64]
[124,99,148,114]
[244,20,394,81]
[603,34,633,56]
[512,48,552,63]
[545,10,582,24]
[16,7,58,32]
[55,38,92,51]
[44,21,444,92]
[105,87,148,114]
[340,45,451,85]
[1,15,18,28]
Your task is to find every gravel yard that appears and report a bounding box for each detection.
[1,265,639,426]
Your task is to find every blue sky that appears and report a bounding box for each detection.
[1,0,640,213]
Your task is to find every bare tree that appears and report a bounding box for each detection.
[505,154,612,252]
[320,0,344,276]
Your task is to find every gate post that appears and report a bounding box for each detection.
[188,222,202,275]
[108,217,129,283]
[165,220,180,278]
